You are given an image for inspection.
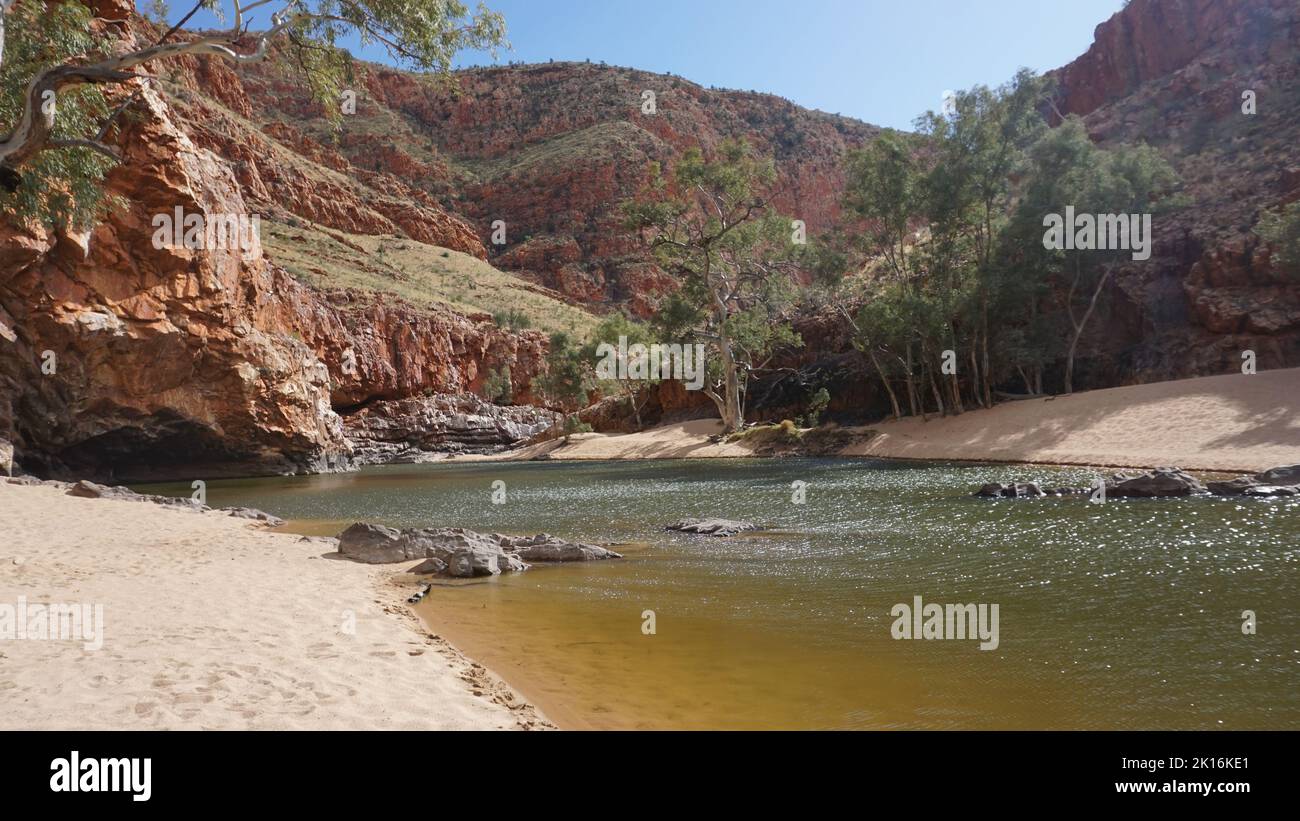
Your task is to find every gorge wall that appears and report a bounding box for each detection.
[1046,0,1300,384]
[2,0,1297,479]
[0,2,552,481]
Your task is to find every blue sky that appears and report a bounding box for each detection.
[169,0,1125,130]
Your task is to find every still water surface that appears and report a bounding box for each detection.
[141,458,1299,729]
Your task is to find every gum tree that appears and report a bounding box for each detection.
[1011,119,1177,394]
[624,139,802,433]
[581,313,655,431]
[0,0,506,225]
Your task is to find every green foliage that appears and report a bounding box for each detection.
[0,2,119,228]
[1256,202,1300,277]
[287,1,507,126]
[482,365,513,403]
[1,1,507,228]
[843,131,924,279]
[492,308,533,331]
[147,0,172,25]
[623,139,803,429]
[562,416,592,436]
[839,69,1180,410]
[1009,117,1179,336]
[582,312,652,383]
[536,332,590,408]
[802,387,830,427]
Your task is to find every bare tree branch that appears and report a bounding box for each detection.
[1,2,305,176]
[49,137,119,161]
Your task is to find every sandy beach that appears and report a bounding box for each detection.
[0,482,549,730]
[475,368,1300,473]
[849,368,1300,472]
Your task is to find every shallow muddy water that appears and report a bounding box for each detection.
[140,458,1299,729]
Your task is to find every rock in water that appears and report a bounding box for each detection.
[336,523,621,576]
[1206,476,1260,496]
[975,469,1214,499]
[1206,465,1300,497]
[1255,464,1300,486]
[666,518,760,537]
[1243,485,1299,498]
[1106,468,1207,497]
[973,482,1047,499]
[496,533,622,562]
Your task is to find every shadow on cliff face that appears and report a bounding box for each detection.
[33,411,291,484]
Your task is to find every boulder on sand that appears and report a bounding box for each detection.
[666,518,760,536]
[66,479,210,510]
[336,524,621,577]
[222,506,285,526]
[68,479,147,502]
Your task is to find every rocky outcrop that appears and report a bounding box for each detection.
[336,523,622,577]
[7,0,1298,478]
[280,292,549,410]
[1046,0,1300,383]
[666,518,760,537]
[0,77,349,481]
[231,59,881,313]
[1052,0,1297,119]
[0,8,552,481]
[343,393,558,463]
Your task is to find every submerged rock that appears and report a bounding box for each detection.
[337,523,622,577]
[666,518,760,536]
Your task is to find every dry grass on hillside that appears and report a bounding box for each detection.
[263,219,599,338]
